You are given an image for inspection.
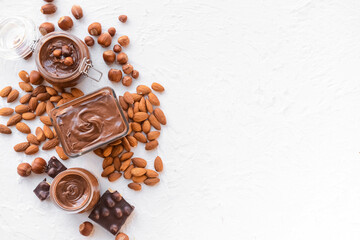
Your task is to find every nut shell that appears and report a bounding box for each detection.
[103,50,116,65]
[97,32,112,47]
[88,22,102,36]
[108,69,122,82]
[116,52,128,65]
[108,27,116,37]
[118,15,128,23]
[71,5,83,19]
[84,36,94,46]
[41,3,57,14]
[39,22,55,36]
[79,221,94,236]
[31,157,47,174]
[58,16,73,31]
[117,35,130,47]
[17,163,32,177]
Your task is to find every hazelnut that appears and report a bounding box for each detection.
[79,221,94,236]
[118,15,128,23]
[113,44,122,53]
[108,69,122,82]
[30,70,44,85]
[62,45,71,56]
[31,157,47,174]
[84,36,95,46]
[108,27,116,37]
[40,3,57,14]
[116,52,128,64]
[117,35,130,47]
[88,22,102,36]
[39,22,55,36]
[122,64,133,74]
[132,70,139,79]
[53,49,62,57]
[58,16,73,31]
[17,163,31,177]
[116,233,129,240]
[64,57,74,66]
[103,50,116,65]
[97,32,112,47]
[122,76,132,86]
[44,0,54,2]
[71,5,83,20]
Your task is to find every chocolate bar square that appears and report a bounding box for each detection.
[46,156,67,178]
[89,190,134,235]
[33,178,50,201]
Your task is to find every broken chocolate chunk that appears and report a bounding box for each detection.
[89,190,134,235]
[33,178,50,201]
[46,156,67,178]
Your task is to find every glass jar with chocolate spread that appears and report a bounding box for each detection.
[50,168,100,213]
[50,87,129,158]
[0,16,102,87]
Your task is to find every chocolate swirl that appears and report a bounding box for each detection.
[55,174,90,209]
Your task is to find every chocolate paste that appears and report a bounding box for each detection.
[39,36,80,77]
[54,90,126,154]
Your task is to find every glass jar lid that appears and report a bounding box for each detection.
[0,16,38,60]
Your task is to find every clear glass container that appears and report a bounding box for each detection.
[50,87,129,158]
[0,16,102,86]
[50,168,100,214]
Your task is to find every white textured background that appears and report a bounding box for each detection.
[1,0,360,239]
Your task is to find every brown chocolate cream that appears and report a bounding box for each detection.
[52,88,126,155]
[39,36,81,77]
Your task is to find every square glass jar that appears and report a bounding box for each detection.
[50,87,129,157]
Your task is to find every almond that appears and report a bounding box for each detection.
[22,112,36,120]
[37,92,51,101]
[52,85,64,93]
[7,114,22,126]
[19,82,33,92]
[14,142,30,152]
[133,112,148,122]
[142,120,151,133]
[56,146,69,160]
[52,128,57,137]
[101,165,115,177]
[111,145,124,157]
[120,159,131,171]
[0,86,12,97]
[124,164,134,179]
[31,85,46,97]
[108,172,122,182]
[7,89,19,103]
[18,70,30,82]
[139,97,146,112]
[28,97,38,112]
[154,108,167,125]
[40,116,52,126]
[42,138,59,150]
[46,101,55,115]
[20,93,32,104]
[145,140,158,150]
[136,85,151,95]
[131,93,142,102]
[122,137,131,152]
[127,135,138,147]
[118,96,128,110]
[15,105,30,114]
[70,88,84,98]
[93,148,103,158]
[43,125,54,139]
[131,122,142,132]
[147,131,160,141]
[25,145,39,155]
[148,92,160,106]
[36,127,46,142]
[144,99,153,113]
[131,167,146,177]
[46,86,58,96]
[151,82,165,92]
[146,169,159,178]
[134,132,147,143]
[127,107,134,119]
[103,146,113,157]
[103,157,114,169]
[34,102,46,116]
[114,156,121,171]
[144,177,160,186]
[57,99,66,106]
[50,96,62,102]
[128,182,141,191]
[110,138,123,146]
[0,107,14,116]
[16,122,31,134]
[133,102,139,113]
[27,134,40,145]
[132,158,147,168]
[149,114,161,130]
[132,175,147,183]
[0,124,12,134]
[120,151,134,161]
[123,91,134,104]
[154,156,163,172]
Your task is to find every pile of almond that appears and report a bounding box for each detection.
[94,83,166,190]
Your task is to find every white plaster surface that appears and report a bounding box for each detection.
[1,0,360,239]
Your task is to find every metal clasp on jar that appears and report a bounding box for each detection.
[79,58,102,82]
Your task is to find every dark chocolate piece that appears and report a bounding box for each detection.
[88,190,134,235]
[46,156,67,178]
[33,178,50,201]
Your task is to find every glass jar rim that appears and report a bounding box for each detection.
[50,168,97,214]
